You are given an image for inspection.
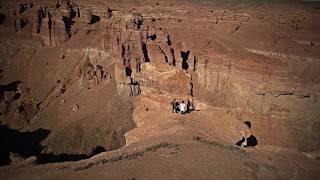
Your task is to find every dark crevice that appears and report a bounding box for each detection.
[77,7,81,17]
[170,48,176,66]
[147,34,157,41]
[123,58,126,66]
[89,15,100,24]
[190,81,194,97]
[20,19,28,29]
[141,42,150,62]
[157,45,168,63]
[181,50,190,70]
[125,66,132,77]
[0,80,22,103]
[133,17,143,30]
[167,34,172,46]
[62,16,74,39]
[233,25,240,33]
[193,56,197,71]
[121,44,126,58]
[60,5,77,37]
[19,4,27,15]
[106,7,112,18]
[13,93,21,101]
[135,59,141,73]
[48,17,53,43]
[117,37,120,47]
[36,8,45,33]
[0,14,6,25]
[69,8,77,20]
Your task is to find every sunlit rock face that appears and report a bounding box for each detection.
[0,0,320,154]
[108,3,320,150]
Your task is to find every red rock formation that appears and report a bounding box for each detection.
[1,0,320,155]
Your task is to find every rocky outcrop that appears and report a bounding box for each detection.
[1,0,320,152]
[106,3,320,151]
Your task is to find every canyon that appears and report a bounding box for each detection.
[0,0,320,179]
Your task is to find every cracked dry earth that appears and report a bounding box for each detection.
[0,0,320,179]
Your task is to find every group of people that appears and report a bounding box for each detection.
[171,99,194,114]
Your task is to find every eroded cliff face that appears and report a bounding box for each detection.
[106,2,320,151]
[0,0,320,159]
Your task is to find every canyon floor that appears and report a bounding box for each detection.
[1,0,320,179]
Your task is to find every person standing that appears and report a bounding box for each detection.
[171,99,176,113]
[179,100,186,114]
[187,99,192,113]
[175,101,180,113]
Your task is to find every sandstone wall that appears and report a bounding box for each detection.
[1,0,320,151]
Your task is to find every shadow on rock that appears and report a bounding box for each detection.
[0,125,50,166]
[0,125,108,166]
[37,146,106,164]
[0,14,5,25]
